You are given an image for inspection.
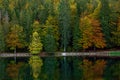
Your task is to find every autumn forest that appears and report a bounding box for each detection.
[0,0,120,80]
[0,0,120,52]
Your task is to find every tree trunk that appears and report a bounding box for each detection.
[14,47,16,63]
[94,46,96,51]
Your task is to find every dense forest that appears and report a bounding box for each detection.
[0,0,120,80]
[0,0,120,53]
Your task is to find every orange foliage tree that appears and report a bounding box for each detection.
[91,18,106,49]
[79,0,106,50]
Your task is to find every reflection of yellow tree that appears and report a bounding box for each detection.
[29,56,43,80]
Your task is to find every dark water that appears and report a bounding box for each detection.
[0,57,120,80]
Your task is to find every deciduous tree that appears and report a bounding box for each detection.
[29,31,43,54]
[79,0,106,50]
[6,24,26,52]
[6,24,26,62]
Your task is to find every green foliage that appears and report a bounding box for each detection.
[0,58,7,80]
[41,57,59,80]
[37,1,49,24]
[111,17,120,46]
[45,15,59,41]
[58,0,71,51]
[99,0,112,48]
[42,15,59,52]
[69,0,82,51]
[39,15,60,79]
[0,24,5,52]
[18,63,33,80]
[73,58,83,80]
[29,31,43,54]
[104,60,120,80]
[19,9,33,43]
[75,0,88,15]
[72,17,82,51]
[43,34,57,52]
[60,57,72,80]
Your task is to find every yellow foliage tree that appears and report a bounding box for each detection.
[29,31,43,54]
[44,15,59,41]
[79,16,93,49]
[6,24,26,52]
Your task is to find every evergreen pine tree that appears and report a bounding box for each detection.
[58,0,71,51]
[0,24,5,52]
[111,17,120,47]
[99,0,112,48]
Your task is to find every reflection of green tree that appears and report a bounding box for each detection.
[42,57,59,80]
[104,60,120,80]
[73,58,83,80]
[18,63,32,80]
[0,58,6,80]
